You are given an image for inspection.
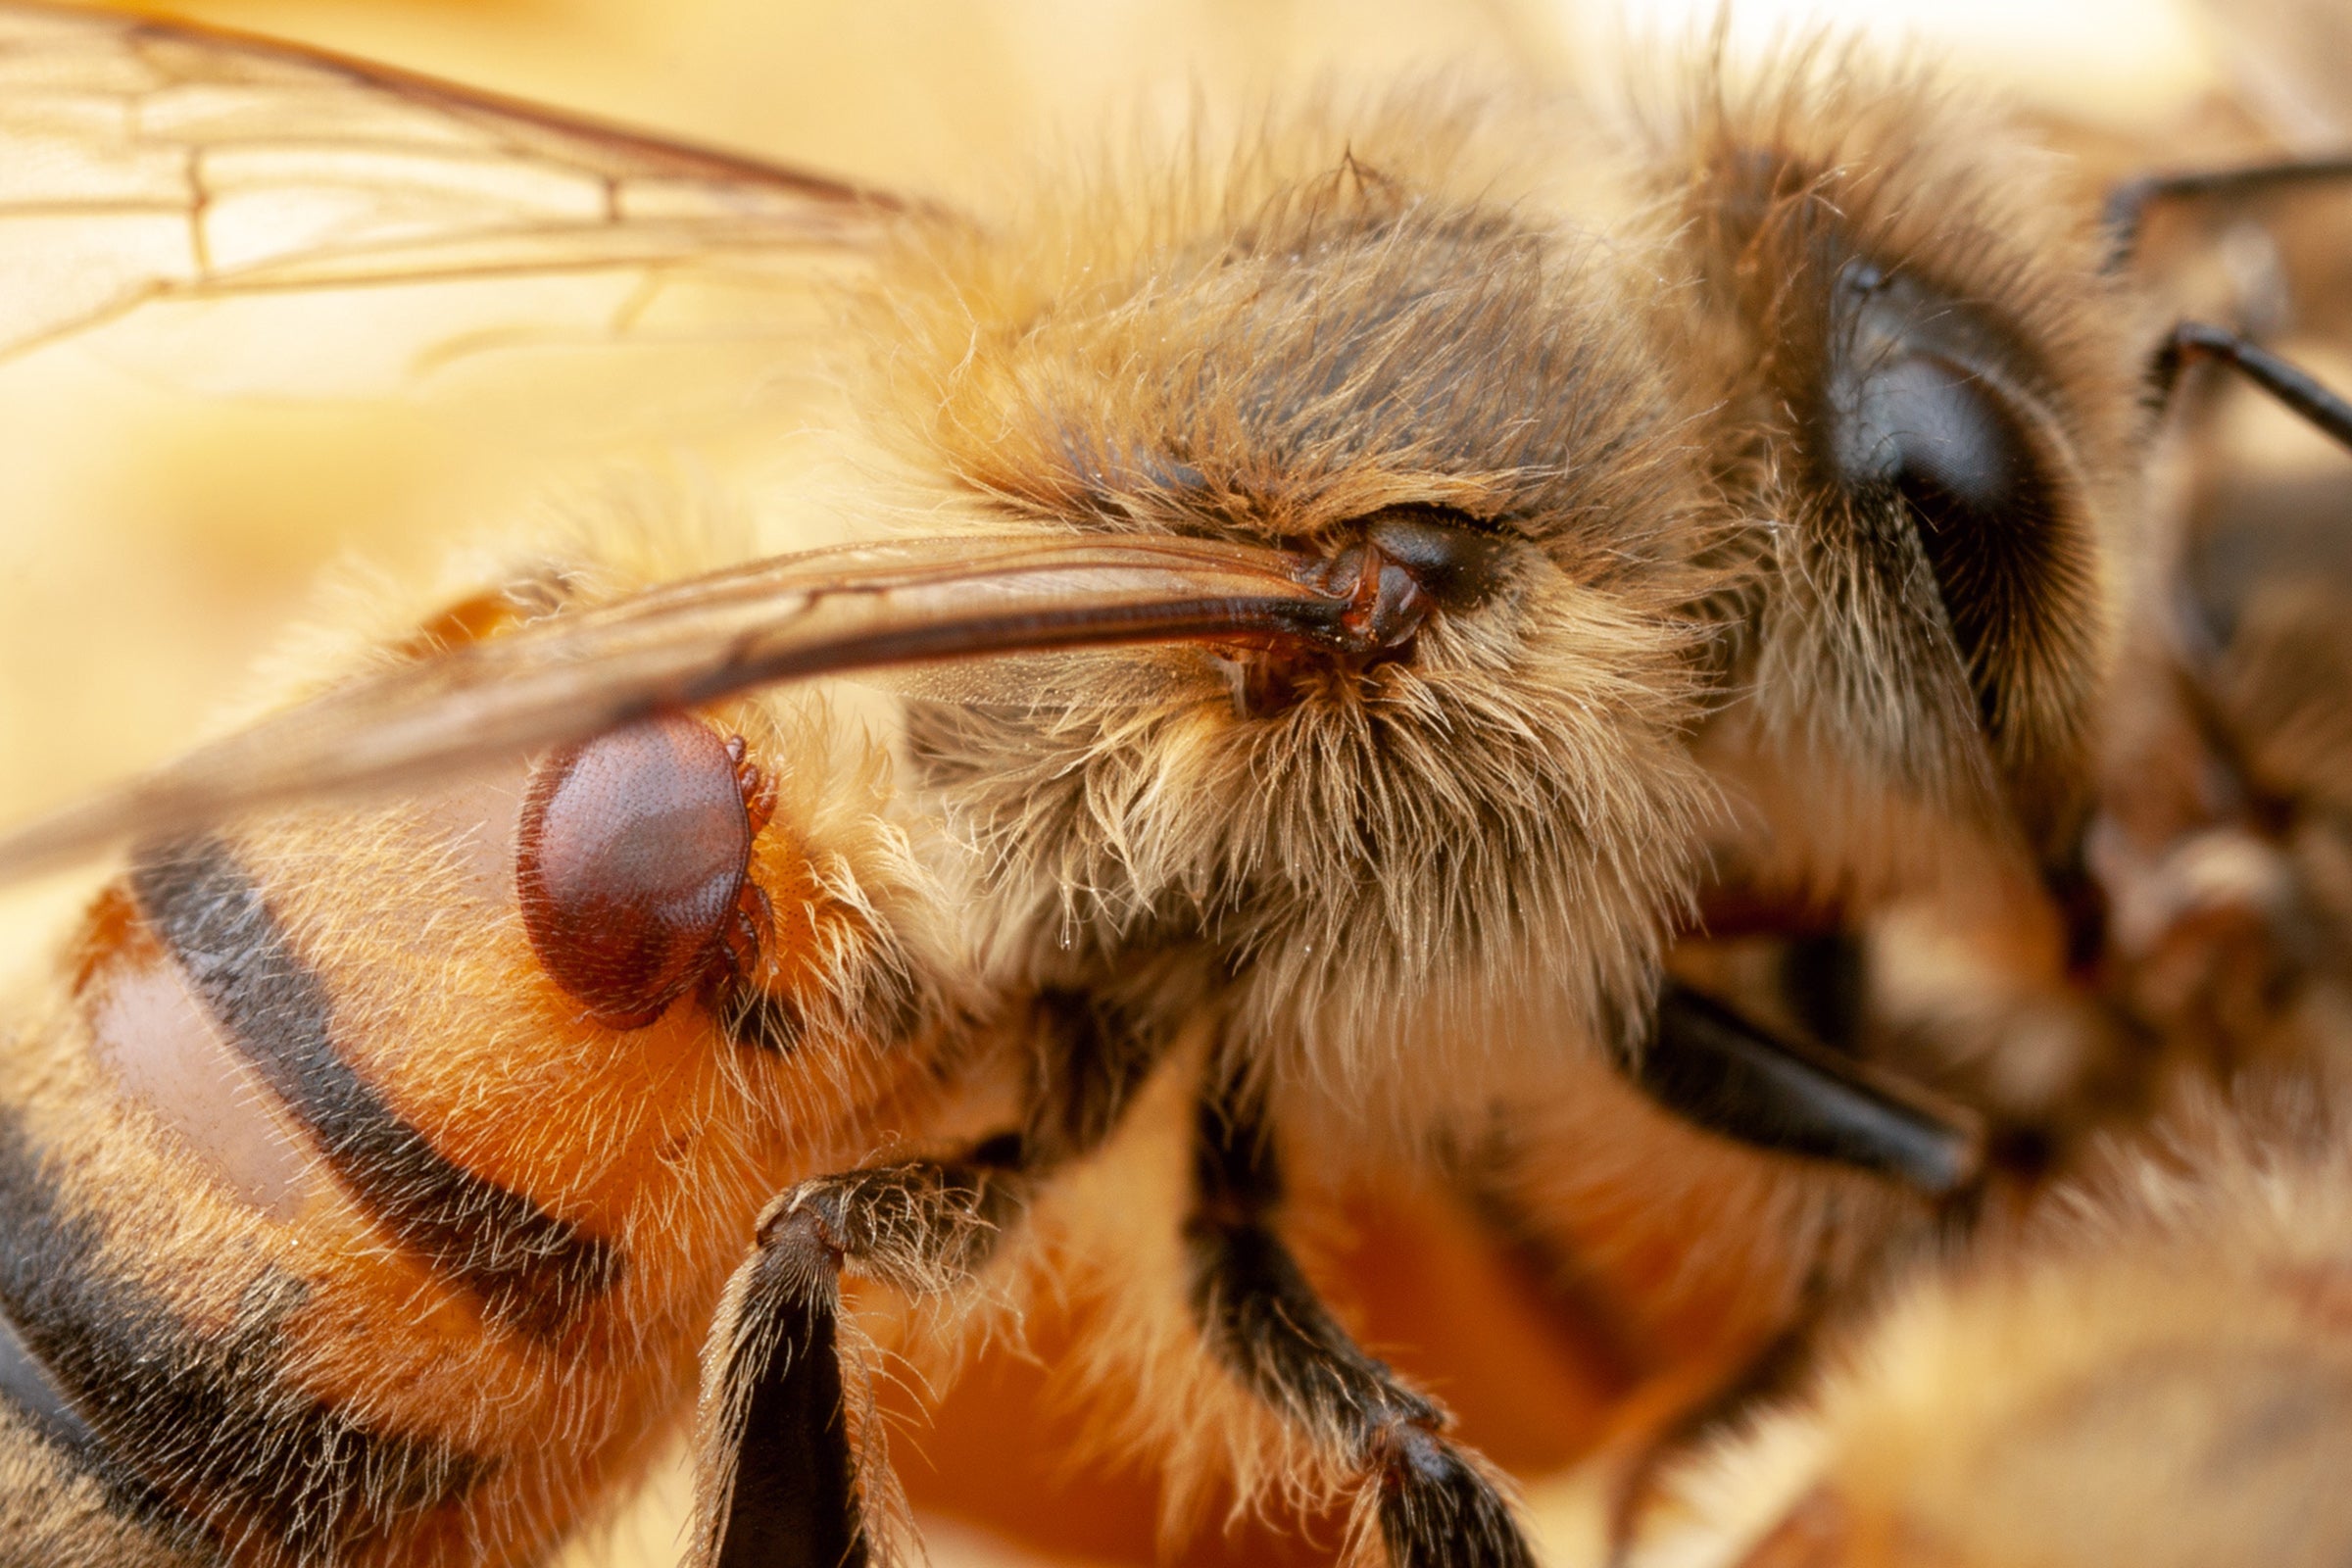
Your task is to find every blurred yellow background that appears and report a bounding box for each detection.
[0,1,2278,1564]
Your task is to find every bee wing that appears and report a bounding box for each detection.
[0,1,911,369]
[0,534,1355,882]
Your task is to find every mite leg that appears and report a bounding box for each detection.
[1187,1077,1536,1568]
[1624,981,1984,1196]
[690,1151,1029,1568]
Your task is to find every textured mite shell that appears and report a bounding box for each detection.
[514,713,752,1029]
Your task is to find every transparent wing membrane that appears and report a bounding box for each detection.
[0,1,910,366]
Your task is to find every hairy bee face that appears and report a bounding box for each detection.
[1661,69,2149,888]
[854,73,2150,1092]
[873,100,1735,1077]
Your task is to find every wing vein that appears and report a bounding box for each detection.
[0,0,933,369]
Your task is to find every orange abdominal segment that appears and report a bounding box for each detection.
[21,684,924,1563]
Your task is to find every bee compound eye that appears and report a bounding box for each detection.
[1358,506,1509,611]
[1838,353,2038,525]
[1833,350,2067,730]
[514,713,755,1030]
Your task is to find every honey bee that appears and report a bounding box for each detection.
[0,3,2322,1566]
[1606,84,2352,1563]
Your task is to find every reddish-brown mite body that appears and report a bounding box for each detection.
[515,712,775,1029]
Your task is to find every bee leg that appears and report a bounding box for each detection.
[2150,321,2352,450]
[690,1148,1028,1568]
[690,989,1173,1567]
[1626,982,1984,1195]
[1188,1077,1537,1568]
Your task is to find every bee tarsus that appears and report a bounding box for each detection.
[1186,1075,1537,1568]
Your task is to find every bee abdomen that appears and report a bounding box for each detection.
[0,1098,491,1564]
[124,833,622,1339]
[0,1402,207,1567]
[0,1305,204,1567]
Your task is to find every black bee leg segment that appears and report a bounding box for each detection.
[690,992,1170,1567]
[691,1152,1028,1568]
[2150,320,2352,453]
[1186,1079,1536,1568]
[2103,154,2352,267]
[1628,983,1984,1195]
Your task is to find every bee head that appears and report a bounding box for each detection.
[1661,59,2144,903]
[863,93,1737,1081]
